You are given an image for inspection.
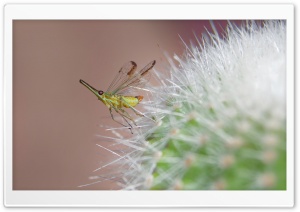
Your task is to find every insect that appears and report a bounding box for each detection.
[80,60,156,133]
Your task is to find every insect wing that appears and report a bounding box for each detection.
[108,60,156,95]
[106,61,137,94]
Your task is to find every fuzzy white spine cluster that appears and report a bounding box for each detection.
[90,21,286,190]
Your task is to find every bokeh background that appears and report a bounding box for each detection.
[13,20,239,190]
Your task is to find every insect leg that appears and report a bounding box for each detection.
[110,106,134,134]
[127,104,157,123]
[118,108,137,126]
[109,107,132,131]
[132,108,144,117]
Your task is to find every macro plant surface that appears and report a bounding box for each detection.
[88,21,286,190]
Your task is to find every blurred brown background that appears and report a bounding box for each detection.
[13,20,234,190]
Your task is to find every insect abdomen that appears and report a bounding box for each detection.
[120,96,142,108]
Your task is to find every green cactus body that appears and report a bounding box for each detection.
[140,21,286,190]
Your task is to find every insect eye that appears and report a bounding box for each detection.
[98,90,104,95]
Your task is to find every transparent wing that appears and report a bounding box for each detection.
[114,60,156,95]
[106,61,137,93]
[107,60,156,95]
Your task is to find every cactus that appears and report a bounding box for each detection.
[91,21,286,190]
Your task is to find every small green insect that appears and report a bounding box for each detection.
[80,60,156,132]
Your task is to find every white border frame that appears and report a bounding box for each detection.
[3,4,294,207]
